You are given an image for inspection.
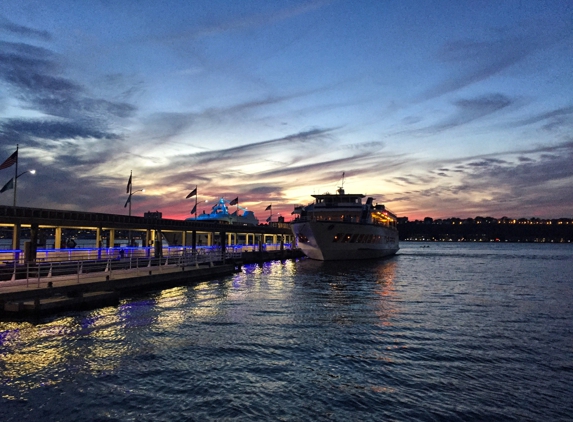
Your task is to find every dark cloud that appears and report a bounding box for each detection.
[511,105,573,131]
[381,135,573,219]
[186,128,335,165]
[517,156,534,162]
[246,186,282,195]
[467,157,509,167]
[419,23,566,101]
[0,119,121,145]
[394,176,416,185]
[0,18,51,41]
[0,40,135,143]
[138,90,343,146]
[395,93,515,137]
[435,94,513,132]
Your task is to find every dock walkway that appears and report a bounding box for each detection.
[0,254,238,317]
[0,249,304,317]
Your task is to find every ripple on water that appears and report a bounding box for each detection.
[1,244,572,421]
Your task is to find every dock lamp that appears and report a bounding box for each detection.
[0,169,36,206]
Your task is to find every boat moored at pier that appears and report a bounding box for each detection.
[186,198,259,226]
[291,187,399,261]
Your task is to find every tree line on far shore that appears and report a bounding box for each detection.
[397,216,573,242]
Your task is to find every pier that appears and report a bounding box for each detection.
[0,205,302,317]
[0,205,294,261]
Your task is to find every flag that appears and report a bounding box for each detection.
[186,187,197,199]
[126,172,132,193]
[0,178,14,193]
[266,215,272,222]
[265,204,272,211]
[0,150,17,170]
[190,204,197,214]
[124,195,131,208]
[229,197,238,206]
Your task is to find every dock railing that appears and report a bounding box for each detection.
[0,249,245,288]
[0,243,290,265]
[0,243,291,286]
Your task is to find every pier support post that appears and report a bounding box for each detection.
[221,231,227,264]
[55,227,62,249]
[109,229,115,248]
[154,230,162,258]
[96,227,103,259]
[12,223,21,250]
[26,223,38,263]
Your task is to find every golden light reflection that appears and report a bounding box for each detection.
[1,318,88,390]
[186,281,226,319]
[374,260,399,327]
[154,287,189,331]
[230,261,296,295]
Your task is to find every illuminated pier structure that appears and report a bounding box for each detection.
[0,205,294,263]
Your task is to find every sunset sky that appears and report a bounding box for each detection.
[1,1,572,221]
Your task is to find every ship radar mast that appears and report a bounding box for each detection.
[337,172,345,195]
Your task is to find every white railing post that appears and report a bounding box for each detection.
[11,258,16,282]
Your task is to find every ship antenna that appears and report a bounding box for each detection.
[337,172,345,195]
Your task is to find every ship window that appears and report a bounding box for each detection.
[365,234,373,243]
[349,233,360,243]
[341,234,351,243]
[297,234,309,243]
[333,233,344,243]
[356,234,365,243]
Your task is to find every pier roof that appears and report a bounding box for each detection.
[0,205,290,235]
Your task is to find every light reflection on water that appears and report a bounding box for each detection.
[1,242,572,421]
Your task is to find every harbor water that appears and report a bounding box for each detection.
[1,242,572,421]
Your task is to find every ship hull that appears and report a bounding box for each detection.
[291,220,399,261]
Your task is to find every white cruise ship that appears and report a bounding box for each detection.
[290,188,399,261]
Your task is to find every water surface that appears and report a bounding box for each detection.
[1,242,572,421]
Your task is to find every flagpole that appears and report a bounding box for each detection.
[195,185,198,221]
[128,170,132,216]
[13,145,18,207]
